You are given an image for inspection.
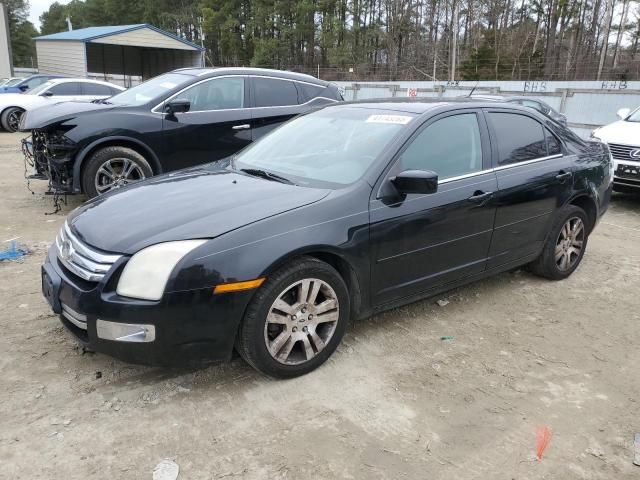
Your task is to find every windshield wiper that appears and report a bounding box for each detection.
[240,168,294,185]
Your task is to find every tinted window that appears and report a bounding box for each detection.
[82,83,113,96]
[254,78,298,107]
[399,113,483,180]
[296,83,324,103]
[546,129,562,155]
[49,82,81,95]
[488,113,547,165]
[179,77,244,111]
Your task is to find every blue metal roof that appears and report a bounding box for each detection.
[34,24,204,51]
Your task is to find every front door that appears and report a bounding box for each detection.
[484,110,574,269]
[369,110,498,306]
[161,76,252,171]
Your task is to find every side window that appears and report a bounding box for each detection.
[488,112,547,165]
[81,83,113,96]
[179,77,245,111]
[399,113,483,180]
[49,82,81,95]
[24,77,45,90]
[546,129,562,155]
[295,83,324,103]
[254,78,298,107]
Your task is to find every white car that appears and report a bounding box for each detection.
[0,78,124,132]
[592,106,640,193]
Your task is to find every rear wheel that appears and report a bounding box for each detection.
[1,107,24,132]
[529,205,589,280]
[236,257,350,378]
[81,146,152,198]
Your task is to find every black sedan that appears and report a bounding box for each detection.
[21,67,342,198]
[42,99,612,378]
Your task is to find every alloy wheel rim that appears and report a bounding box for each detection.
[264,278,339,365]
[94,158,145,194]
[555,216,584,271]
[8,111,21,131]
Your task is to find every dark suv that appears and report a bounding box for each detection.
[21,68,343,197]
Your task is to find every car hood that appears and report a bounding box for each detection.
[68,166,331,254]
[594,120,640,145]
[20,101,114,130]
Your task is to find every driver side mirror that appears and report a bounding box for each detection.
[165,99,190,115]
[41,91,53,97]
[391,169,438,195]
[617,108,631,120]
[19,85,28,92]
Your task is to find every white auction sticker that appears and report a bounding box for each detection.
[366,114,412,125]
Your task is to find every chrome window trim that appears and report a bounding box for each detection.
[437,154,563,184]
[151,74,335,114]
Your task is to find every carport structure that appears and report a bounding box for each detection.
[34,24,204,86]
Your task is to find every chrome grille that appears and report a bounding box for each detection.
[55,222,121,282]
[608,143,640,162]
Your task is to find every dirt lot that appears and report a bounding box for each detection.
[0,131,639,479]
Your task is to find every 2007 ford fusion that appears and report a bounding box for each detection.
[42,99,612,378]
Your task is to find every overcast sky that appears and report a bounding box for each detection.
[28,0,71,30]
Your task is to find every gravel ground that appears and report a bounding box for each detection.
[1,131,639,479]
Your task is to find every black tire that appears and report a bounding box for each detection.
[1,107,24,132]
[236,257,350,378]
[81,146,153,198]
[529,205,589,280]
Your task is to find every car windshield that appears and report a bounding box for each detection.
[27,81,54,95]
[107,73,193,106]
[233,107,415,187]
[627,107,640,122]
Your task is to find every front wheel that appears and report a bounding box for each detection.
[236,257,350,378]
[81,146,152,198]
[529,205,589,280]
[1,107,25,132]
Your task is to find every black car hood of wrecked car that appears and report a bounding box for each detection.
[19,101,116,130]
[68,166,331,254]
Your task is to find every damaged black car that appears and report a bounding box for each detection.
[20,67,342,198]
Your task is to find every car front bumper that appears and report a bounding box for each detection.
[42,246,253,366]
[612,160,640,191]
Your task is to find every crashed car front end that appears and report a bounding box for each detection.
[23,126,79,194]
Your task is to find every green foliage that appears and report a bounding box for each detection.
[4,0,37,66]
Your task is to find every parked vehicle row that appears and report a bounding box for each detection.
[40,95,612,377]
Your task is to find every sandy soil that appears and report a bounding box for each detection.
[0,131,639,479]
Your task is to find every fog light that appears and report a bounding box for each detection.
[96,320,156,343]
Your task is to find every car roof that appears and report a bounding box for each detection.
[172,67,331,86]
[45,78,123,87]
[323,97,548,116]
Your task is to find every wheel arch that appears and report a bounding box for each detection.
[72,137,162,193]
[261,247,365,321]
[567,194,597,233]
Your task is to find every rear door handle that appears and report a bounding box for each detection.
[556,171,572,183]
[232,124,251,130]
[467,190,493,204]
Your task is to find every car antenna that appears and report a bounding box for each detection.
[467,81,479,97]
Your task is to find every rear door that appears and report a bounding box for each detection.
[369,109,498,306]
[161,75,252,170]
[249,77,320,140]
[485,109,573,269]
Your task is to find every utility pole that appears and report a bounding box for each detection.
[597,0,614,80]
[450,1,459,82]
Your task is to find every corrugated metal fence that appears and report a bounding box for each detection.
[335,80,640,138]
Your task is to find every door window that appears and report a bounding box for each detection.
[22,77,47,90]
[488,112,547,165]
[178,77,245,111]
[399,113,483,180]
[81,83,114,96]
[48,82,82,95]
[295,83,324,103]
[546,129,562,155]
[254,78,299,107]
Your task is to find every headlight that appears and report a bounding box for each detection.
[116,240,207,301]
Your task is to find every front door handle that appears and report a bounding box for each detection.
[232,124,251,130]
[556,171,572,183]
[467,190,493,204]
